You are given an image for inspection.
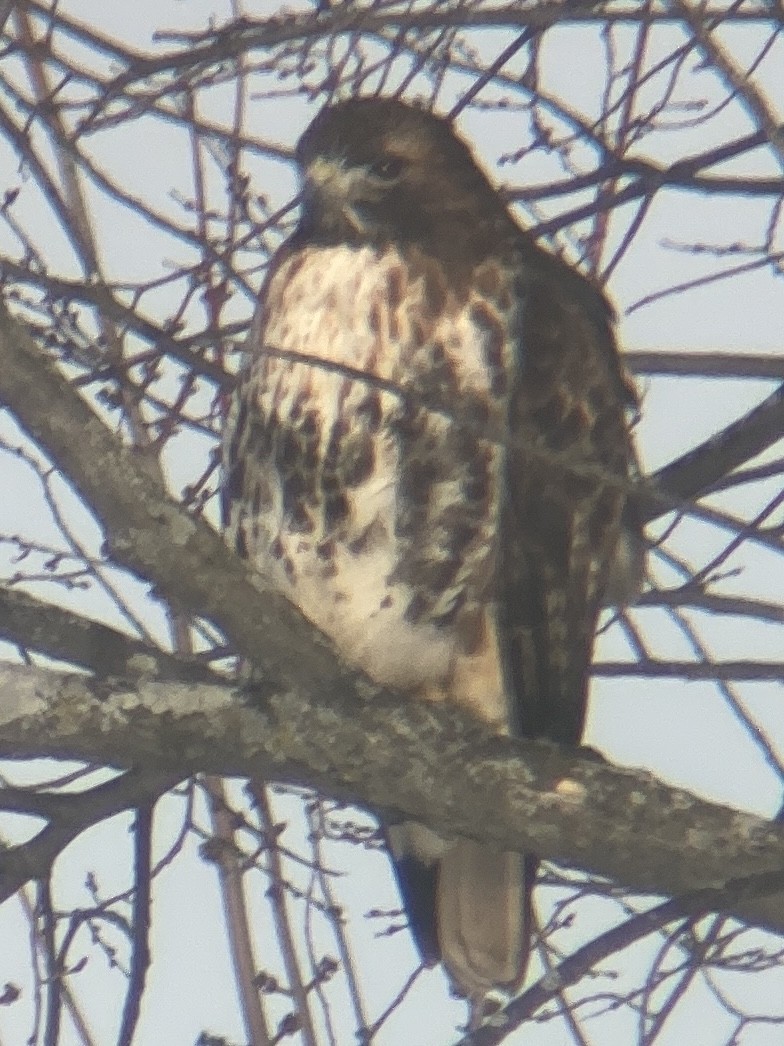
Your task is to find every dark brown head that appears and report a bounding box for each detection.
[293,98,511,251]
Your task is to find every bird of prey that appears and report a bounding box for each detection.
[223,97,641,1020]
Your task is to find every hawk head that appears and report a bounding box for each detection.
[294,98,509,250]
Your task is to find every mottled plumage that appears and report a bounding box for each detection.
[223,98,641,1018]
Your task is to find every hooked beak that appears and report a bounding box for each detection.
[301,157,383,235]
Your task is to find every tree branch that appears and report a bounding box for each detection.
[1,661,784,941]
[643,381,784,521]
[627,351,784,381]
[0,588,213,681]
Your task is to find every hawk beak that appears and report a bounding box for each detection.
[302,157,378,236]
[302,157,358,213]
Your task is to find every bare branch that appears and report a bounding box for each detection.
[2,661,784,942]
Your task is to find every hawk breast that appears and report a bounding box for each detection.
[224,241,520,720]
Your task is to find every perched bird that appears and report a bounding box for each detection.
[223,97,641,1020]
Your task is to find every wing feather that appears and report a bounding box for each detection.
[500,261,638,744]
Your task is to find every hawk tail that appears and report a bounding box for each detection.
[391,841,538,1014]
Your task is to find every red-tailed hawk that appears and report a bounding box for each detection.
[223,97,641,1021]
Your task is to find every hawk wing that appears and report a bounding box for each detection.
[390,251,639,1018]
[500,250,638,746]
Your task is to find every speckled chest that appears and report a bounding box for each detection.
[224,242,521,690]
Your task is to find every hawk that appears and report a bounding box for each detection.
[223,97,641,1019]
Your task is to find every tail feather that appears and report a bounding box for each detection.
[390,835,537,1013]
[390,851,440,966]
[437,840,532,1001]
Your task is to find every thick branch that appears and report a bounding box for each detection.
[1,661,784,939]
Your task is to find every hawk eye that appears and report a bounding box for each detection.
[368,156,405,182]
